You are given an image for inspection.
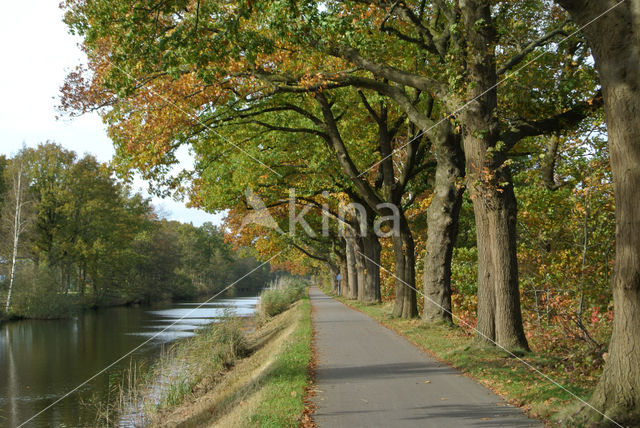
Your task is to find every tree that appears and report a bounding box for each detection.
[59,0,436,317]
[20,143,76,271]
[310,0,599,345]
[68,156,151,298]
[3,160,32,312]
[60,0,602,339]
[255,0,599,335]
[554,0,640,424]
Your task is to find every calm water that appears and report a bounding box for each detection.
[0,295,258,427]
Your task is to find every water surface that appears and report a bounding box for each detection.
[0,295,258,427]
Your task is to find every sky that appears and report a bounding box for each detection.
[0,1,224,227]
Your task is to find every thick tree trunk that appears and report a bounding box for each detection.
[344,231,359,300]
[361,233,382,303]
[591,84,640,427]
[459,0,529,352]
[354,210,382,303]
[391,217,418,318]
[474,207,495,345]
[556,1,640,423]
[423,130,465,324]
[469,177,529,351]
[339,258,348,298]
[354,237,367,301]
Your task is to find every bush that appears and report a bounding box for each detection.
[12,291,78,319]
[7,265,78,319]
[258,277,306,317]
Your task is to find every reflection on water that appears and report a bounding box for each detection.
[0,295,258,427]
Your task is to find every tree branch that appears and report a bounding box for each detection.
[499,92,603,159]
[498,25,569,75]
[315,92,386,212]
[325,45,451,103]
[236,120,327,138]
[541,135,566,190]
[290,242,329,264]
[337,76,439,137]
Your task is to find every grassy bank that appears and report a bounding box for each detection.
[329,291,594,426]
[111,280,312,427]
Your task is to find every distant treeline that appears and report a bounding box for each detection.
[0,143,274,319]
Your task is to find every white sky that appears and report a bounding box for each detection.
[0,0,224,227]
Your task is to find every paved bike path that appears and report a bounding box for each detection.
[310,287,541,427]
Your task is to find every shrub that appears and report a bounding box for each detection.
[258,277,306,317]
[8,265,78,319]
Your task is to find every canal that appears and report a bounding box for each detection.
[0,294,259,427]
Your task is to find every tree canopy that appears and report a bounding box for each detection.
[56,0,640,424]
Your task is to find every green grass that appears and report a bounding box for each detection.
[331,293,594,425]
[162,378,193,408]
[247,294,312,427]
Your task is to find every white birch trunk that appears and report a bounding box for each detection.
[5,165,23,313]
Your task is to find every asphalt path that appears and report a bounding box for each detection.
[310,287,542,427]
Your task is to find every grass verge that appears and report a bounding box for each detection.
[330,292,594,426]
[144,288,312,427]
[238,294,312,427]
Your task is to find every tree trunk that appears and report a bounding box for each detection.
[469,177,529,351]
[474,206,495,345]
[80,267,87,296]
[423,129,465,324]
[328,263,339,294]
[339,258,348,298]
[5,166,24,313]
[344,231,358,299]
[391,217,418,318]
[459,0,529,352]
[6,224,19,313]
[354,236,367,301]
[594,86,640,426]
[361,233,382,303]
[555,1,640,423]
[354,210,382,303]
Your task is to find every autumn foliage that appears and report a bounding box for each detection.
[58,0,639,424]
